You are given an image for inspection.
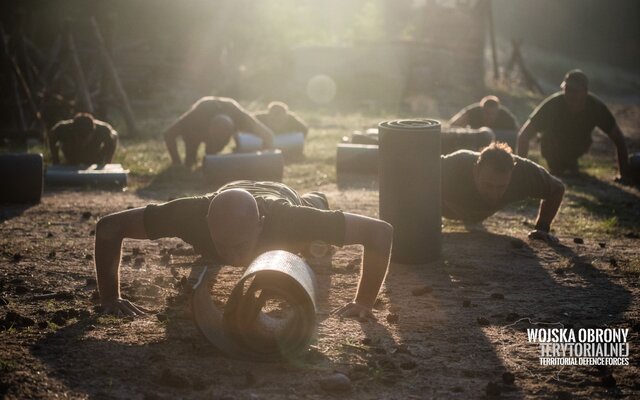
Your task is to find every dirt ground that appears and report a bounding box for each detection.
[1,107,640,399]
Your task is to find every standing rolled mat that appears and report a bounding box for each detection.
[0,153,43,203]
[45,164,128,188]
[379,119,441,264]
[629,153,640,185]
[191,250,317,360]
[235,132,305,157]
[336,143,379,175]
[202,150,284,188]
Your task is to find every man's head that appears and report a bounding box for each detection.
[207,189,264,266]
[72,113,95,136]
[267,101,289,124]
[561,69,588,111]
[480,95,501,125]
[473,142,516,205]
[209,114,235,137]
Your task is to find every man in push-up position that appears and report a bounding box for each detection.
[94,180,392,320]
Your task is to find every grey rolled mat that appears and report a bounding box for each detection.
[45,164,128,188]
[336,143,379,175]
[0,153,43,203]
[630,153,640,184]
[440,127,494,155]
[191,250,317,360]
[235,132,305,156]
[202,150,284,189]
[379,119,441,264]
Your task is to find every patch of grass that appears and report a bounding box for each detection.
[47,321,60,331]
[96,315,122,325]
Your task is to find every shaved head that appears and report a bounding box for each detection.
[207,189,263,266]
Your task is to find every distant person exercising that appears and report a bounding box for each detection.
[164,97,275,168]
[442,143,565,243]
[255,101,309,136]
[48,113,118,165]
[94,180,392,320]
[517,69,630,179]
[449,95,518,131]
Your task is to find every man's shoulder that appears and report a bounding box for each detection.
[586,93,611,111]
[51,119,74,133]
[463,102,482,113]
[540,92,564,107]
[94,120,115,134]
[513,154,549,175]
[442,149,479,163]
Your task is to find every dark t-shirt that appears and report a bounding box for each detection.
[441,150,555,222]
[50,119,116,164]
[456,103,518,130]
[171,97,257,152]
[255,112,308,136]
[143,181,345,260]
[528,92,615,146]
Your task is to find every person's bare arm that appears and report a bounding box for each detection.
[528,176,565,243]
[516,120,537,158]
[98,129,118,164]
[335,213,393,319]
[449,109,470,128]
[288,113,309,136]
[605,123,630,180]
[163,125,182,165]
[236,105,274,149]
[48,131,61,165]
[95,207,150,316]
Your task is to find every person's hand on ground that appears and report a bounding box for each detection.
[528,229,559,244]
[101,298,151,317]
[333,302,376,321]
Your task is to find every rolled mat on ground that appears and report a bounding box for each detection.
[344,126,496,156]
[45,164,128,188]
[234,132,305,156]
[0,153,43,203]
[202,150,284,189]
[629,153,640,184]
[191,251,317,360]
[379,119,442,264]
[336,143,379,175]
[440,127,494,154]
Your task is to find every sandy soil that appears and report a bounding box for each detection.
[1,104,639,399]
[1,181,638,400]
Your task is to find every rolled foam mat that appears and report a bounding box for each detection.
[336,143,379,175]
[629,153,640,185]
[191,250,317,360]
[379,119,442,264]
[235,132,305,156]
[0,153,43,203]
[202,150,284,189]
[45,164,128,188]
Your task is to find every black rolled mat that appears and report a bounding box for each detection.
[191,250,317,360]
